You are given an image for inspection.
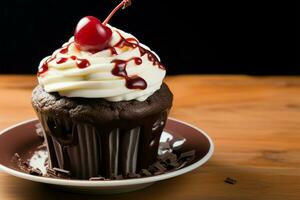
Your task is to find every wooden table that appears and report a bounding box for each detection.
[0,75,299,200]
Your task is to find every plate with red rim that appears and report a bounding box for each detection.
[0,118,214,194]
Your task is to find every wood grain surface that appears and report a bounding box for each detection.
[0,75,299,200]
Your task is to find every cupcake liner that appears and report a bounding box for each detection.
[37,111,168,179]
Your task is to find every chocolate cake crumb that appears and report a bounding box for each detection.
[224,177,237,185]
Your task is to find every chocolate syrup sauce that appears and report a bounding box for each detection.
[111,57,146,89]
[126,76,147,90]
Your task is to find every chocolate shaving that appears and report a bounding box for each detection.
[89,176,106,181]
[46,168,57,177]
[157,152,175,162]
[126,172,141,178]
[12,153,43,176]
[113,174,124,180]
[12,153,20,162]
[153,171,164,175]
[224,177,237,185]
[159,141,171,150]
[12,153,29,171]
[29,168,43,176]
[140,169,152,176]
[158,151,176,162]
[35,123,44,138]
[175,161,188,170]
[178,150,196,161]
[53,167,71,176]
[148,165,157,173]
[36,143,47,150]
[152,162,167,171]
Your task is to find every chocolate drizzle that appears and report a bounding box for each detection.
[111,57,146,89]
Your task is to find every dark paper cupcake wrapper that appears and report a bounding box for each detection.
[37,111,168,179]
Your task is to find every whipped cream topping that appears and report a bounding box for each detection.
[37,25,166,102]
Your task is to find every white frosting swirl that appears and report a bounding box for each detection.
[38,25,166,102]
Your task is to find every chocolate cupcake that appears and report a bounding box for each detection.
[32,1,173,179]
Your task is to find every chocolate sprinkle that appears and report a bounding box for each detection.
[224,177,237,185]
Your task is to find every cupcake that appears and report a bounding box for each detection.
[32,0,173,179]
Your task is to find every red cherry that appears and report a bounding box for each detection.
[74,16,112,52]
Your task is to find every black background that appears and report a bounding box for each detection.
[0,0,299,75]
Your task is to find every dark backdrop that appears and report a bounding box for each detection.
[0,0,299,75]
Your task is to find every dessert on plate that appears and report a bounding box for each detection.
[31,0,173,179]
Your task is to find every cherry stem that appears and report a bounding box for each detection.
[103,0,131,25]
